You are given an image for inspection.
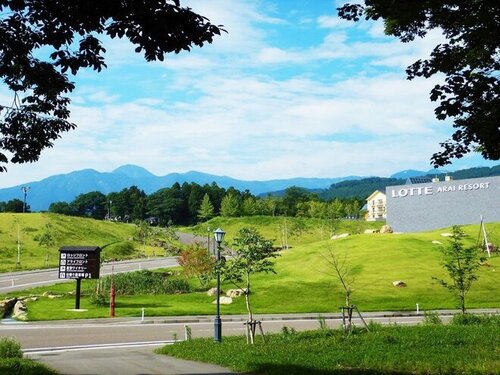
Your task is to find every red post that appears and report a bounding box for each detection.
[110,260,115,317]
[110,285,115,317]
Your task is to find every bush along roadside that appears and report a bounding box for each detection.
[87,270,191,304]
[0,337,56,375]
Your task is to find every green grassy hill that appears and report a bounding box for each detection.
[0,213,163,272]
[2,215,498,318]
[195,218,499,312]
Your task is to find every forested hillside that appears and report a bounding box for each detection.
[320,165,500,200]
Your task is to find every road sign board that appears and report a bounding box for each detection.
[58,246,101,279]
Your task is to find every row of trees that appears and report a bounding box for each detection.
[40,183,365,226]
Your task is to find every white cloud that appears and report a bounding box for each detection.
[0,0,495,189]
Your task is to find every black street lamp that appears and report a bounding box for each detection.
[213,227,225,342]
[21,186,30,213]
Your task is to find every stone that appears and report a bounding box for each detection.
[392,280,407,287]
[226,288,247,298]
[212,296,233,305]
[484,243,498,253]
[0,298,17,318]
[380,225,393,234]
[441,232,453,237]
[331,233,349,240]
[432,240,442,245]
[12,300,28,320]
[207,287,223,296]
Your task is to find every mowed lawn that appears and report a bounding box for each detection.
[19,221,500,320]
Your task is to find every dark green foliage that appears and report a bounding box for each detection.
[450,313,500,326]
[0,338,22,359]
[320,177,404,200]
[0,358,57,375]
[96,270,191,295]
[3,199,25,213]
[70,191,107,219]
[89,292,107,307]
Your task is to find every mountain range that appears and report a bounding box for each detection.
[0,165,361,211]
[0,164,484,211]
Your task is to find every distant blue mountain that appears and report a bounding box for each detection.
[0,165,361,211]
[390,168,449,179]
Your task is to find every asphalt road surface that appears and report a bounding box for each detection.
[0,231,204,294]
[0,257,179,293]
[5,313,423,375]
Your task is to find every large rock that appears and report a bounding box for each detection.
[331,233,349,240]
[226,288,247,298]
[207,287,223,297]
[12,300,28,320]
[0,298,17,318]
[380,225,393,234]
[392,280,407,287]
[484,243,498,253]
[212,296,233,305]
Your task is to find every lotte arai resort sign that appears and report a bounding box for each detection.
[386,176,500,233]
[390,181,491,198]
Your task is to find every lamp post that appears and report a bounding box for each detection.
[213,227,225,342]
[21,186,30,213]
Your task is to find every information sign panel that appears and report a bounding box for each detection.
[58,246,101,279]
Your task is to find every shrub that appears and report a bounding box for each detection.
[0,338,23,359]
[422,311,442,325]
[451,313,500,326]
[89,292,108,307]
[91,270,191,295]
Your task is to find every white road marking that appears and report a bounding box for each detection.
[23,340,175,354]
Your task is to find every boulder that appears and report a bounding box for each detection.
[441,232,453,237]
[12,300,28,321]
[226,288,247,298]
[484,243,498,253]
[207,287,223,297]
[212,296,233,305]
[0,298,17,318]
[432,240,442,245]
[392,280,407,287]
[331,233,349,240]
[380,225,393,234]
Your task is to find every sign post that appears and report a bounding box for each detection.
[58,246,101,310]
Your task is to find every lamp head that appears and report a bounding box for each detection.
[213,228,225,244]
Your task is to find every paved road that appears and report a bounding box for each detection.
[0,231,212,294]
[0,257,179,293]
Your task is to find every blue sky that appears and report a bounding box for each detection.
[0,0,497,188]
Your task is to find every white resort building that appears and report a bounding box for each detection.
[365,190,386,221]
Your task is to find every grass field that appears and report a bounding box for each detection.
[157,317,500,375]
[4,217,497,320]
[0,213,176,272]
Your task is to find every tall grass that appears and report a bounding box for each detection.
[158,317,500,374]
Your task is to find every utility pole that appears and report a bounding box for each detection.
[20,186,30,213]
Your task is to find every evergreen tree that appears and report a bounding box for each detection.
[197,193,215,221]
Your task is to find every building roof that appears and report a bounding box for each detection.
[366,190,386,201]
[406,177,433,184]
